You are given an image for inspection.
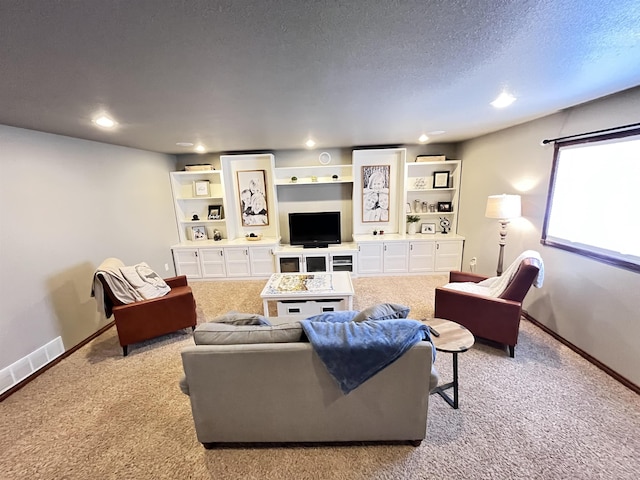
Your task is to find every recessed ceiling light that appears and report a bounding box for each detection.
[305,139,316,148]
[176,142,194,147]
[194,145,206,153]
[93,115,116,128]
[491,92,516,108]
[418,134,429,143]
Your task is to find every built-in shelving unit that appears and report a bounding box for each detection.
[403,160,462,234]
[169,150,465,279]
[169,170,228,243]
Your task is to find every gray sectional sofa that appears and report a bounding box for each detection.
[180,308,438,448]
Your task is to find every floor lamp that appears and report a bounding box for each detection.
[485,194,521,276]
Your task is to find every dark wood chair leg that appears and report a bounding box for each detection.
[123,345,128,356]
[508,345,515,358]
[191,326,196,331]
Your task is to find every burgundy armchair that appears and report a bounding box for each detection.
[97,274,197,356]
[434,258,540,357]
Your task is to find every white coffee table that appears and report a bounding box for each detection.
[260,272,354,317]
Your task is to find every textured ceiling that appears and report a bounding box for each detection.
[1,0,640,154]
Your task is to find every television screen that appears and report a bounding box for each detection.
[289,212,341,248]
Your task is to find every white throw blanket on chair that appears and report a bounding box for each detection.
[119,262,171,300]
[91,258,144,316]
[443,250,544,298]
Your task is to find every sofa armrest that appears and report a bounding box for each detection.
[449,271,488,283]
[165,275,188,288]
[434,287,522,346]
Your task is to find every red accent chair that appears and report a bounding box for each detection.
[434,258,540,357]
[97,274,197,356]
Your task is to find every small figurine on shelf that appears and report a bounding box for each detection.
[439,217,451,234]
[192,214,200,221]
[213,229,222,241]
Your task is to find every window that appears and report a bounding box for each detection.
[541,128,640,273]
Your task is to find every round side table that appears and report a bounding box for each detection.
[422,317,474,409]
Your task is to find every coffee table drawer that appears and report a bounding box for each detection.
[276,299,345,316]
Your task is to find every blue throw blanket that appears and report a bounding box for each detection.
[300,318,432,394]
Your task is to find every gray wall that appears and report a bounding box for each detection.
[457,86,640,385]
[0,125,178,370]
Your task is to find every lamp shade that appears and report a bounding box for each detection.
[485,194,521,219]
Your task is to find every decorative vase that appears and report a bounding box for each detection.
[408,222,417,235]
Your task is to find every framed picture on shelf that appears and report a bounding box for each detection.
[433,171,450,189]
[208,205,223,220]
[193,180,210,197]
[421,223,436,234]
[362,165,390,222]
[237,170,269,226]
[190,225,207,241]
[437,201,453,212]
[413,177,427,189]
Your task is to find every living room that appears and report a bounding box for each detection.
[1,1,640,478]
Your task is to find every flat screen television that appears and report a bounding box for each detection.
[289,211,341,248]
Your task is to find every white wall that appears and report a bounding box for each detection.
[0,125,178,370]
[458,86,640,385]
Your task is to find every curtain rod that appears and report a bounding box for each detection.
[541,122,640,145]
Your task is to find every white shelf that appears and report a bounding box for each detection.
[274,164,353,185]
[406,188,455,193]
[175,195,225,201]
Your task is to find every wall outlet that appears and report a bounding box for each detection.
[469,257,477,272]
[164,263,169,271]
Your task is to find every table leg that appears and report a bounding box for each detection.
[263,299,269,317]
[432,352,460,409]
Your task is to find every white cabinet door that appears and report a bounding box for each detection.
[358,242,384,274]
[435,240,463,271]
[303,253,329,272]
[409,241,435,273]
[224,247,251,277]
[249,246,275,276]
[331,253,355,273]
[173,248,201,278]
[383,242,409,273]
[277,254,303,273]
[200,248,226,278]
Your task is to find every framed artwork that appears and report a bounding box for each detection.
[421,223,436,234]
[193,180,210,197]
[190,225,207,241]
[208,205,223,220]
[362,165,390,222]
[437,201,453,212]
[413,177,427,189]
[433,171,450,189]
[237,170,269,226]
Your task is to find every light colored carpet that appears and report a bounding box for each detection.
[1,275,639,480]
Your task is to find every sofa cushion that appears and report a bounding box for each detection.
[211,311,270,326]
[193,322,303,345]
[352,303,411,322]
